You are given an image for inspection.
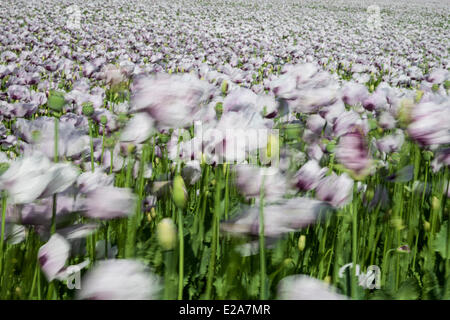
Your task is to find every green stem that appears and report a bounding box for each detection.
[259,175,266,300]
[351,198,358,299]
[89,120,95,172]
[205,168,220,299]
[51,118,59,235]
[177,208,184,300]
[0,195,7,281]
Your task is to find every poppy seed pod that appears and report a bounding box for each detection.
[82,103,95,117]
[47,91,66,112]
[172,175,187,210]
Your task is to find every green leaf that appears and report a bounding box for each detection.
[433,223,448,259]
[394,278,420,300]
[422,270,441,300]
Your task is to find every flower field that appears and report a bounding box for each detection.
[0,0,449,300]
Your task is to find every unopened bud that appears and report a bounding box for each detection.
[172,175,187,210]
[221,80,228,94]
[423,220,431,231]
[157,218,176,250]
[298,235,306,251]
[432,196,440,211]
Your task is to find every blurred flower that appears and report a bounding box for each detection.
[120,113,155,144]
[293,160,328,192]
[38,233,70,281]
[376,130,405,154]
[14,117,89,159]
[431,148,450,172]
[0,153,79,204]
[220,197,331,238]
[427,69,449,84]
[38,233,89,282]
[341,82,369,106]
[235,165,286,201]
[131,73,214,128]
[386,165,414,183]
[278,275,347,300]
[336,127,373,177]
[76,170,114,194]
[83,186,136,219]
[407,101,450,147]
[315,172,354,208]
[77,260,161,300]
[378,111,396,129]
[103,64,125,86]
[182,160,202,185]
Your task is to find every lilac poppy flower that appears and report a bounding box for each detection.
[407,101,450,147]
[307,143,323,162]
[120,113,155,144]
[235,165,286,202]
[278,275,347,300]
[306,114,326,135]
[38,233,70,281]
[220,197,331,238]
[77,260,161,300]
[38,233,89,281]
[83,186,136,219]
[333,110,368,138]
[316,172,354,208]
[431,148,450,173]
[14,118,89,159]
[76,170,114,194]
[378,111,396,129]
[376,130,405,154]
[293,160,328,191]
[336,127,373,176]
[341,82,369,106]
[223,87,258,113]
[426,69,449,84]
[0,153,79,204]
[7,85,30,101]
[363,89,388,112]
[182,160,202,185]
[131,73,214,129]
[102,64,125,86]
